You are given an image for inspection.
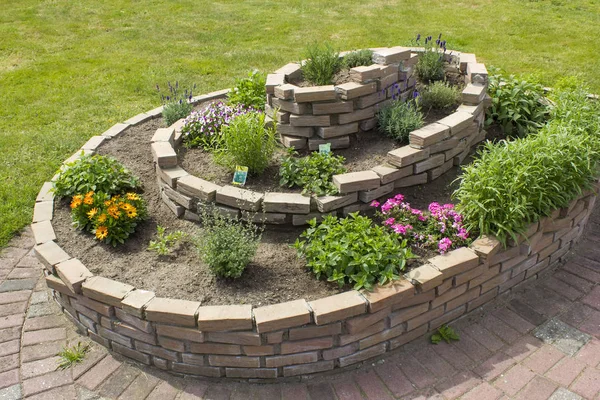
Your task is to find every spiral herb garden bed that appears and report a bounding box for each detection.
[31,44,599,380]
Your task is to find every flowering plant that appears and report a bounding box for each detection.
[70,191,148,246]
[371,194,470,254]
[181,102,256,149]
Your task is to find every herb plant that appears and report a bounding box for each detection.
[431,325,460,344]
[148,226,188,256]
[53,154,141,198]
[70,191,148,246]
[57,342,90,370]
[486,67,549,137]
[419,81,461,110]
[342,49,374,69]
[302,43,342,85]
[279,149,346,196]
[295,213,414,290]
[228,70,266,110]
[158,81,194,126]
[196,207,262,279]
[214,112,277,175]
[181,102,254,149]
[414,34,446,83]
[377,98,424,142]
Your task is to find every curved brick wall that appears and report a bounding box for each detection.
[153,47,490,226]
[30,47,597,381]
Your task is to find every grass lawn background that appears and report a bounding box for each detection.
[1,0,599,248]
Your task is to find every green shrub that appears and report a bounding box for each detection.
[228,70,266,110]
[485,68,549,137]
[279,149,346,196]
[148,226,188,256]
[342,49,374,69]
[302,43,342,85]
[420,81,461,110]
[415,35,445,83]
[53,154,141,198]
[70,191,148,246]
[294,213,414,290]
[214,112,276,175]
[158,81,194,126]
[454,89,600,245]
[377,99,424,142]
[196,207,261,279]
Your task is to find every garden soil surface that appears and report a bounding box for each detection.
[52,104,483,306]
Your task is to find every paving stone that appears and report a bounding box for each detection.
[0,290,31,305]
[502,335,543,362]
[0,369,19,390]
[373,362,414,398]
[545,356,587,387]
[397,353,437,389]
[462,322,505,352]
[474,352,516,381]
[354,370,394,399]
[435,370,482,400]
[533,318,591,356]
[569,367,600,399]
[0,302,27,318]
[581,285,600,310]
[23,327,67,346]
[27,302,57,318]
[492,363,535,396]
[22,369,72,397]
[21,340,65,363]
[200,384,233,400]
[0,278,37,293]
[574,338,600,366]
[75,354,121,390]
[178,382,209,400]
[306,383,336,400]
[461,381,503,400]
[513,376,558,400]
[522,344,566,374]
[0,384,22,400]
[413,347,456,379]
[21,356,62,379]
[492,307,535,334]
[508,298,547,326]
[96,364,139,399]
[117,371,161,400]
[0,353,18,374]
[0,340,19,357]
[30,291,48,305]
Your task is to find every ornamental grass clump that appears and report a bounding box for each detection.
[371,194,470,254]
[181,102,255,149]
[342,49,374,69]
[377,95,424,142]
[295,213,414,290]
[158,81,194,126]
[302,43,342,85]
[227,70,266,110]
[53,154,140,198]
[279,149,346,196]
[70,191,147,246]
[455,86,600,246]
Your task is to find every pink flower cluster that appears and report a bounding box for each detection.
[371,196,470,254]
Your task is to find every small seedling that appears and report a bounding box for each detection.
[430,324,460,344]
[57,342,90,370]
[148,226,188,256]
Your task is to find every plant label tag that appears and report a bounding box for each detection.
[232,166,248,186]
[319,143,331,155]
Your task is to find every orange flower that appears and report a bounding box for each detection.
[104,200,112,206]
[87,208,98,220]
[83,191,94,205]
[97,213,107,223]
[70,195,83,209]
[126,193,139,201]
[120,202,132,211]
[95,226,108,240]
[107,205,120,219]
[126,207,138,218]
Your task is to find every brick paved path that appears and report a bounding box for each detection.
[1,212,600,399]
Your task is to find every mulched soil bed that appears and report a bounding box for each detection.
[52,103,482,306]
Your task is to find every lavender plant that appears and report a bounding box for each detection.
[414,34,446,83]
[157,81,194,126]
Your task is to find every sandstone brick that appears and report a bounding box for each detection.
[96,325,133,348]
[151,127,175,145]
[280,336,333,354]
[470,235,501,258]
[124,112,152,126]
[225,367,278,379]
[322,343,359,361]
[389,324,428,350]
[280,135,307,149]
[113,323,157,345]
[291,211,336,226]
[294,85,337,103]
[277,123,314,138]
[389,302,429,327]
[156,165,188,188]
[438,111,475,135]
[333,171,380,194]
[409,123,450,148]
[82,276,134,307]
[362,278,415,313]
[283,360,334,376]
[208,355,259,368]
[431,284,468,309]
[189,342,241,355]
[171,362,222,377]
[359,324,404,349]
[308,135,350,151]
[404,264,443,292]
[388,146,430,167]
[537,241,560,260]
[315,192,358,212]
[72,294,114,317]
[462,84,486,105]
[271,98,310,114]
[32,201,53,223]
[345,307,389,334]
[395,173,428,188]
[155,324,203,342]
[160,191,184,217]
[274,63,302,79]
[151,142,177,168]
[339,320,386,346]
[290,114,331,127]
[254,299,311,333]
[480,270,512,293]
[216,185,263,212]
[289,323,341,341]
[339,343,386,368]
[274,83,297,100]
[455,264,487,286]
[206,331,261,346]
[372,47,411,64]
[316,123,359,139]
[312,100,354,115]
[414,153,445,174]
[378,73,399,92]
[157,336,185,352]
[467,63,488,85]
[309,291,366,325]
[429,159,454,181]
[266,351,318,368]
[35,181,54,203]
[336,81,377,100]
[468,264,501,289]
[30,221,56,245]
[429,247,480,278]
[349,65,384,82]
[266,73,285,94]
[145,298,200,327]
[55,258,92,294]
[262,192,310,214]
[45,274,74,296]
[163,186,194,209]
[121,289,155,318]
[195,304,253,332]
[101,122,130,138]
[174,175,220,203]
[457,102,483,116]
[242,345,276,356]
[406,306,444,331]
[355,91,387,109]
[338,107,375,125]
[371,164,413,185]
[430,305,466,329]
[360,116,379,131]
[265,331,284,344]
[358,182,394,203]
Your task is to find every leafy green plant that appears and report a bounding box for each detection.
[214,112,277,175]
[228,70,266,110]
[420,81,461,110]
[414,34,446,83]
[342,49,374,69]
[148,226,188,255]
[53,154,141,198]
[302,43,342,85]
[431,325,460,344]
[57,342,90,370]
[454,88,600,246]
[295,213,414,290]
[485,67,549,137]
[279,149,346,196]
[70,191,148,246]
[158,81,194,126]
[377,99,424,142]
[196,207,262,279]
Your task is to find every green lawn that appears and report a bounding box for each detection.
[1,0,599,247]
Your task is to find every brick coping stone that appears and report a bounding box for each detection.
[31,47,600,381]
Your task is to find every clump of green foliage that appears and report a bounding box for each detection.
[158,81,194,126]
[431,325,460,344]
[279,149,346,196]
[486,67,549,137]
[302,43,342,85]
[415,34,446,83]
[228,70,266,110]
[419,81,461,110]
[57,342,90,370]
[214,112,277,175]
[454,86,600,246]
[148,226,188,255]
[295,213,414,290]
[342,49,374,69]
[378,98,424,142]
[196,207,262,279]
[53,154,141,198]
